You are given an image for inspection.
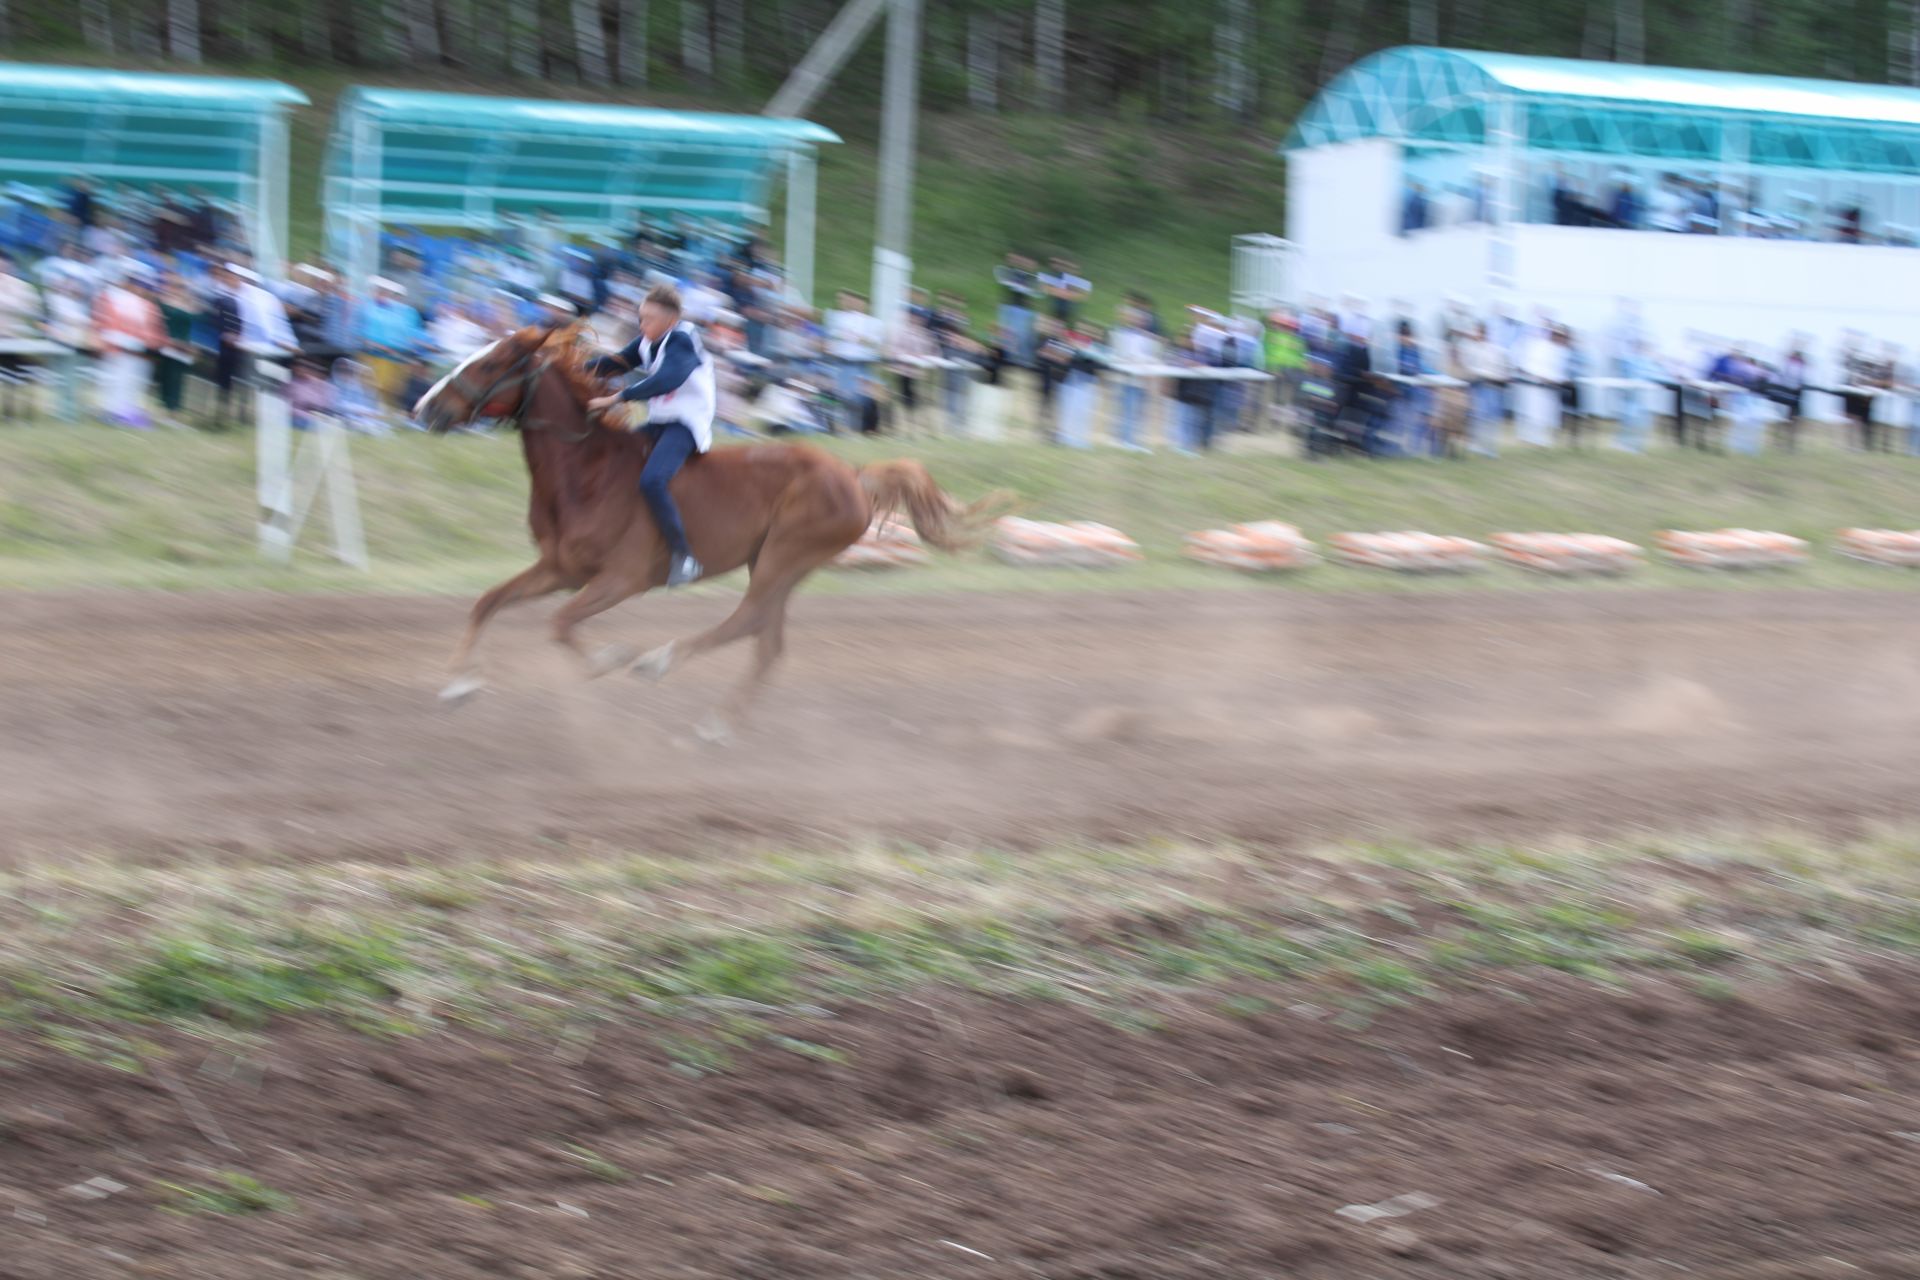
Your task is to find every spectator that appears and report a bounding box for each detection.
[206,264,247,428]
[287,358,335,431]
[358,277,427,408]
[930,290,980,434]
[1650,174,1689,232]
[1262,311,1305,431]
[430,300,493,367]
[994,252,1040,365]
[751,374,827,436]
[1171,324,1220,454]
[1606,173,1642,229]
[64,177,95,231]
[330,358,387,435]
[41,273,92,423]
[825,290,882,431]
[850,373,886,436]
[1614,336,1660,455]
[886,307,941,435]
[307,269,357,363]
[0,250,36,421]
[1033,317,1075,432]
[1515,321,1568,446]
[93,266,162,429]
[1723,346,1771,455]
[1054,322,1103,449]
[1838,332,1881,451]
[1769,340,1809,452]
[154,273,200,425]
[1108,301,1159,452]
[1040,256,1090,326]
[1400,181,1430,235]
[1387,319,1432,456]
[1457,321,1507,457]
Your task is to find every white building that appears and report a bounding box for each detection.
[1285,47,1920,362]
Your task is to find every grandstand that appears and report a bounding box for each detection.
[0,63,305,270]
[322,90,839,302]
[1286,47,1920,350]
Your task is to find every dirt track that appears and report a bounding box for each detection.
[6,968,1920,1279]
[2,588,1918,863]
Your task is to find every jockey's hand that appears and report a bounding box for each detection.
[587,394,622,415]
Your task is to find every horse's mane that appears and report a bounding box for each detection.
[537,323,610,407]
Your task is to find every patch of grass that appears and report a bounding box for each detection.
[6,831,1920,1040]
[562,1144,630,1184]
[4,425,1920,594]
[106,926,410,1026]
[157,1172,294,1216]
[768,1035,849,1065]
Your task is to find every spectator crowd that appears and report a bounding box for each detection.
[2,177,1917,458]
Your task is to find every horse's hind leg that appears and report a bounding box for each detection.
[442,560,568,702]
[550,568,649,677]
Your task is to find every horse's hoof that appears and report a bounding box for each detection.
[694,711,733,746]
[632,642,676,684]
[589,642,638,679]
[439,675,485,705]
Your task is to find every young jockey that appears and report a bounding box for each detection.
[586,283,715,586]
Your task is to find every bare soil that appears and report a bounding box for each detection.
[5,968,1920,1279]
[2,588,1918,865]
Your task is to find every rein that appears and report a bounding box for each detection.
[449,344,597,443]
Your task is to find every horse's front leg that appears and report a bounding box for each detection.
[441,560,568,702]
[549,568,650,677]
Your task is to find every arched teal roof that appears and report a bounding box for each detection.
[325,88,839,229]
[1286,47,1920,173]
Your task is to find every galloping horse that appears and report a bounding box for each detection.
[414,323,1000,733]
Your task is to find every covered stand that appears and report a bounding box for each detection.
[0,62,305,270]
[323,90,839,301]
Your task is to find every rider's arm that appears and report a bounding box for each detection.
[617,329,699,402]
[585,337,644,377]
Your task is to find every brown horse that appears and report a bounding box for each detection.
[414,323,999,734]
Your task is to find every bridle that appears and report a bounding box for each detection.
[442,338,596,442]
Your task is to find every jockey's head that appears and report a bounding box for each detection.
[638,282,682,344]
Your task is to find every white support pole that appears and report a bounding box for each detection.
[257,361,293,558]
[764,0,889,119]
[351,108,383,296]
[1489,92,1522,294]
[785,147,817,306]
[1720,117,1747,237]
[870,0,920,333]
[258,108,291,274]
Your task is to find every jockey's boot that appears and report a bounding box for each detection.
[668,554,705,587]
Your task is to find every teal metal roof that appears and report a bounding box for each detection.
[326,88,838,231]
[1286,48,1920,172]
[0,62,306,111]
[0,63,302,204]
[339,88,838,147]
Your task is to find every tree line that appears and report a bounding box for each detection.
[0,0,1911,123]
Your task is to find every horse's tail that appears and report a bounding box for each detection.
[857,459,1014,553]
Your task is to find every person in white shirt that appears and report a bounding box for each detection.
[1515,322,1569,446]
[1650,175,1689,233]
[1457,322,1509,456]
[825,290,883,431]
[1040,257,1090,326]
[584,283,718,587]
[430,303,493,367]
[1106,303,1159,451]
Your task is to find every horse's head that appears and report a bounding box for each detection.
[413,324,565,433]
